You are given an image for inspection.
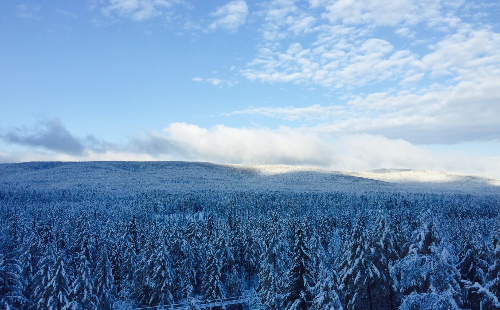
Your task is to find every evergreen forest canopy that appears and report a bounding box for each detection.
[0,161,500,310]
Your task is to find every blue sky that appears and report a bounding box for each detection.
[1,0,500,178]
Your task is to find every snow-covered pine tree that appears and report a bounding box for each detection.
[120,218,139,300]
[125,216,140,255]
[214,230,238,298]
[72,214,95,268]
[185,218,202,296]
[71,250,98,310]
[106,222,124,296]
[32,242,56,309]
[480,229,500,309]
[40,255,72,310]
[368,212,399,310]
[257,217,281,310]
[456,234,488,309]
[177,237,197,301]
[243,224,259,289]
[1,213,27,310]
[133,226,157,307]
[94,249,115,310]
[70,213,98,310]
[227,213,245,298]
[394,220,463,310]
[282,221,314,310]
[339,214,374,310]
[170,224,188,302]
[0,254,26,310]
[203,244,224,309]
[19,234,41,309]
[311,226,342,310]
[311,271,343,310]
[148,241,174,307]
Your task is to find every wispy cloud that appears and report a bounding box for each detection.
[228,104,346,120]
[209,0,249,32]
[16,4,41,19]
[56,9,77,18]
[101,0,178,21]
[192,77,237,87]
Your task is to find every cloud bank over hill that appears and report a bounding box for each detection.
[1,120,499,179]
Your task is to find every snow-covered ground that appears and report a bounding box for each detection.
[1,161,499,195]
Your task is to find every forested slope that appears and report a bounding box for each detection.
[1,162,499,309]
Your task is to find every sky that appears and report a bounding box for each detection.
[1,0,500,178]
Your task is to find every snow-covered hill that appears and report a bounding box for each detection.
[1,161,498,195]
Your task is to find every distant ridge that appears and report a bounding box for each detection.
[0,161,498,195]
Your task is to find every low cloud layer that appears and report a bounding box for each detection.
[2,121,500,179]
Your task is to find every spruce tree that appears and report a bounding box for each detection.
[94,249,115,310]
[148,242,174,307]
[40,255,72,310]
[481,234,500,309]
[369,213,399,310]
[71,250,98,310]
[311,272,343,310]
[395,221,463,310]
[32,243,56,309]
[178,238,197,300]
[258,220,281,310]
[243,225,259,289]
[185,219,202,296]
[339,214,373,310]
[0,255,26,310]
[283,222,314,310]
[19,236,40,309]
[203,245,224,308]
[456,235,488,309]
[133,229,156,307]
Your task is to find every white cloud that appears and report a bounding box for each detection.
[338,134,500,178]
[259,0,301,41]
[4,124,500,178]
[395,27,415,38]
[16,4,41,19]
[228,104,346,120]
[235,63,500,145]
[160,125,500,178]
[312,71,500,144]
[160,123,336,165]
[209,0,249,32]
[192,77,237,87]
[242,38,418,88]
[420,29,500,77]
[319,0,462,29]
[101,0,176,21]
[399,72,425,84]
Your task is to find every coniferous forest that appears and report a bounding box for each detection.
[1,162,500,310]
